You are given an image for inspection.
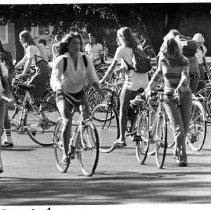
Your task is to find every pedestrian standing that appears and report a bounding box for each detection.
[145,37,192,167]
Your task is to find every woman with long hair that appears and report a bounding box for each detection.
[146,38,192,167]
[50,32,103,164]
[15,30,50,98]
[100,27,149,146]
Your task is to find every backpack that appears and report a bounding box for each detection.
[63,54,88,73]
[132,48,151,73]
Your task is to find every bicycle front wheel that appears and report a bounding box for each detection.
[155,111,167,169]
[77,123,99,176]
[135,109,150,164]
[53,120,69,173]
[27,101,59,146]
[187,100,207,151]
[91,103,120,153]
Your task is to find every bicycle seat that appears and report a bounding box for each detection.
[18,84,35,90]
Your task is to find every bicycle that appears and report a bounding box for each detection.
[135,90,168,169]
[9,77,59,146]
[53,92,99,176]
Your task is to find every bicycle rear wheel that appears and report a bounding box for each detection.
[27,101,59,146]
[77,123,99,176]
[91,103,120,153]
[187,100,207,151]
[135,110,150,164]
[53,120,70,173]
[155,111,167,169]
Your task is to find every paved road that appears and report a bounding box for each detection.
[0,119,211,206]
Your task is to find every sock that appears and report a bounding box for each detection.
[4,129,13,144]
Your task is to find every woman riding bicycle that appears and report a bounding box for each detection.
[50,32,103,165]
[15,30,50,98]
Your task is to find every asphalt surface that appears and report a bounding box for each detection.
[0,114,211,207]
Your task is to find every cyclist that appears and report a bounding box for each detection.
[85,33,104,65]
[0,59,10,173]
[50,32,103,165]
[15,30,50,98]
[145,37,191,167]
[100,27,149,147]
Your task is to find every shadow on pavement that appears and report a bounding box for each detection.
[1,170,211,205]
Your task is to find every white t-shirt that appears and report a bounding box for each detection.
[25,45,42,65]
[195,44,207,64]
[0,62,8,96]
[50,52,99,93]
[85,43,103,64]
[114,46,149,91]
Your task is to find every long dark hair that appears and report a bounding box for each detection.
[19,30,36,47]
[58,32,84,55]
[160,38,189,67]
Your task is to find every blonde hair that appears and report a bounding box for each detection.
[117,27,138,48]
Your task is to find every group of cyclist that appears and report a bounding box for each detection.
[0,25,209,173]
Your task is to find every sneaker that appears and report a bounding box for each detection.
[1,142,13,148]
[113,139,127,147]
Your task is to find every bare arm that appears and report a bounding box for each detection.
[100,60,119,83]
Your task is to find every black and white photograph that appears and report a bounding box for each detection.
[0,0,211,208]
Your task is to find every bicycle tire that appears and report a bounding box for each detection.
[155,111,167,169]
[27,101,59,146]
[53,120,69,173]
[91,103,120,153]
[187,100,207,151]
[77,122,99,176]
[135,110,150,164]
